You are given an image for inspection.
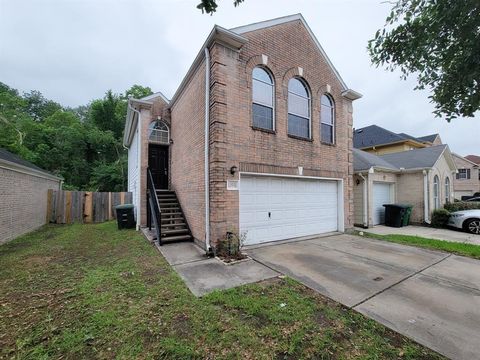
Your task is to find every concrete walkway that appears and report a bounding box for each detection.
[157,242,278,296]
[247,234,480,360]
[361,224,480,245]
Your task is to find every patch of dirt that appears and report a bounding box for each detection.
[23,255,53,266]
[172,313,192,337]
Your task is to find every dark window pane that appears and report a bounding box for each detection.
[252,103,273,130]
[288,114,309,138]
[321,123,333,143]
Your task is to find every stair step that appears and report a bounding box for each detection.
[158,202,179,206]
[162,228,189,236]
[161,207,180,211]
[161,223,186,228]
[156,190,174,194]
[161,212,183,217]
[161,217,184,222]
[161,234,192,243]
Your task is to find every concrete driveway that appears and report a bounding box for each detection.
[246,234,480,360]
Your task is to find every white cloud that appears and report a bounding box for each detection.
[0,0,478,155]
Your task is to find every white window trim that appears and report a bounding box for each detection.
[252,67,275,131]
[287,78,311,139]
[321,94,335,144]
[445,177,450,203]
[149,120,170,145]
[433,175,440,209]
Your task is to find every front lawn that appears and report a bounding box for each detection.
[0,222,443,359]
[360,231,480,259]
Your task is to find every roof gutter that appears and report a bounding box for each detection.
[423,169,431,224]
[358,172,368,227]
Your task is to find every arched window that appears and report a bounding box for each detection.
[288,78,311,139]
[321,94,335,144]
[433,175,440,209]
[445,177,450,203]
[148,120,169,144]
[252,67,274,130]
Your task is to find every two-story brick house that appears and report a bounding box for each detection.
[123,14,361,252]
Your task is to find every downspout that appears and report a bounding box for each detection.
[204,47,212,255]
[128,101,142,230]
[423,169,430,224]
[358,173,368,227]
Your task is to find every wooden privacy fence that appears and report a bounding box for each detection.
[47,190,133,224]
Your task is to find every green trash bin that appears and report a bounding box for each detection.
[402,205,413,226]
[115,204,135,229]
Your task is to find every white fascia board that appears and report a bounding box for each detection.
[341,89,363,101]
[141,91,170,103]
[169,25,247,107]
[123,99,153,147]
[231,14,352,92]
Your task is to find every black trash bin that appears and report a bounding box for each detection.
[383,204,411,227]
[115,204,135,229]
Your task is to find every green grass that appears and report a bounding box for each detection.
[0,222,444,359]
[360,231,480,259]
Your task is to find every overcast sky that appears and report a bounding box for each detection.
[1,0,478,155]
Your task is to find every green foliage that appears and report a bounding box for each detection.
[0,82,149,190]
[369,0,480,121]
[444,201,480,212]
[431,209,450,228]
[197,0,245,13]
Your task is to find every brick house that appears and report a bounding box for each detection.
[123,14,362,252]
[0,148,62,244]
[353,146,457,227]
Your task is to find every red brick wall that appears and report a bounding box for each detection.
[169,19,355,248]
[170,61,207,245]
[207,20,355,244]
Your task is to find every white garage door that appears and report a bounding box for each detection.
[239,175,339,245]
[373,182,393,225]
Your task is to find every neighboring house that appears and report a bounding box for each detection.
[0,148,62,244]
[465,155,480,165]
[353,125,441,155]
[451,153,480,199]
[353,145,456,227]
[123,14,362,251]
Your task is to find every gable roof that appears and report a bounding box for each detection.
[231,14,351,93]
[465,155,480,165]
[353,148,398,172]
[141,91,169,103]
[418,134,438,143]
[0,148,61,180]
[353,125,415,149]
[379,144,450,170]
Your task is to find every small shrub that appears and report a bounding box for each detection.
[431,209,450,228]
[215,229,247,262]
[444,201,480,212]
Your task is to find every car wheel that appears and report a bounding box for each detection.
[465,219,480,234]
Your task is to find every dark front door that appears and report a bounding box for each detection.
[148,145,169,189]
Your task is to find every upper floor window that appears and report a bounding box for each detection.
[433,175,440,209]
[149,120,169,144]
[456,168,471,180]
[252,67,274,131]
[320,94,335,144]
[288,78,311,139]
[445,177,450,203]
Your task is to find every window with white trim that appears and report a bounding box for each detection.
[456,168,471,180]
[288,78,311,139]
[148,120,169,144]
[433,175,440,209]
[445,177,450,203]
[320,94,335,144]
[252,67,274,130]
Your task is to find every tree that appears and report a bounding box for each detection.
[197,0,244,14]
[369,0,480,121]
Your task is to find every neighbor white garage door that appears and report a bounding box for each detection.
[373,182,393,225]
[239,175,339,245]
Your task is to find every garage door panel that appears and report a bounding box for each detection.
[240,175,339,245]
[373,183,393,225]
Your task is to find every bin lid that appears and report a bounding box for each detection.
[383,204,412,209]
[116,204,134,210]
